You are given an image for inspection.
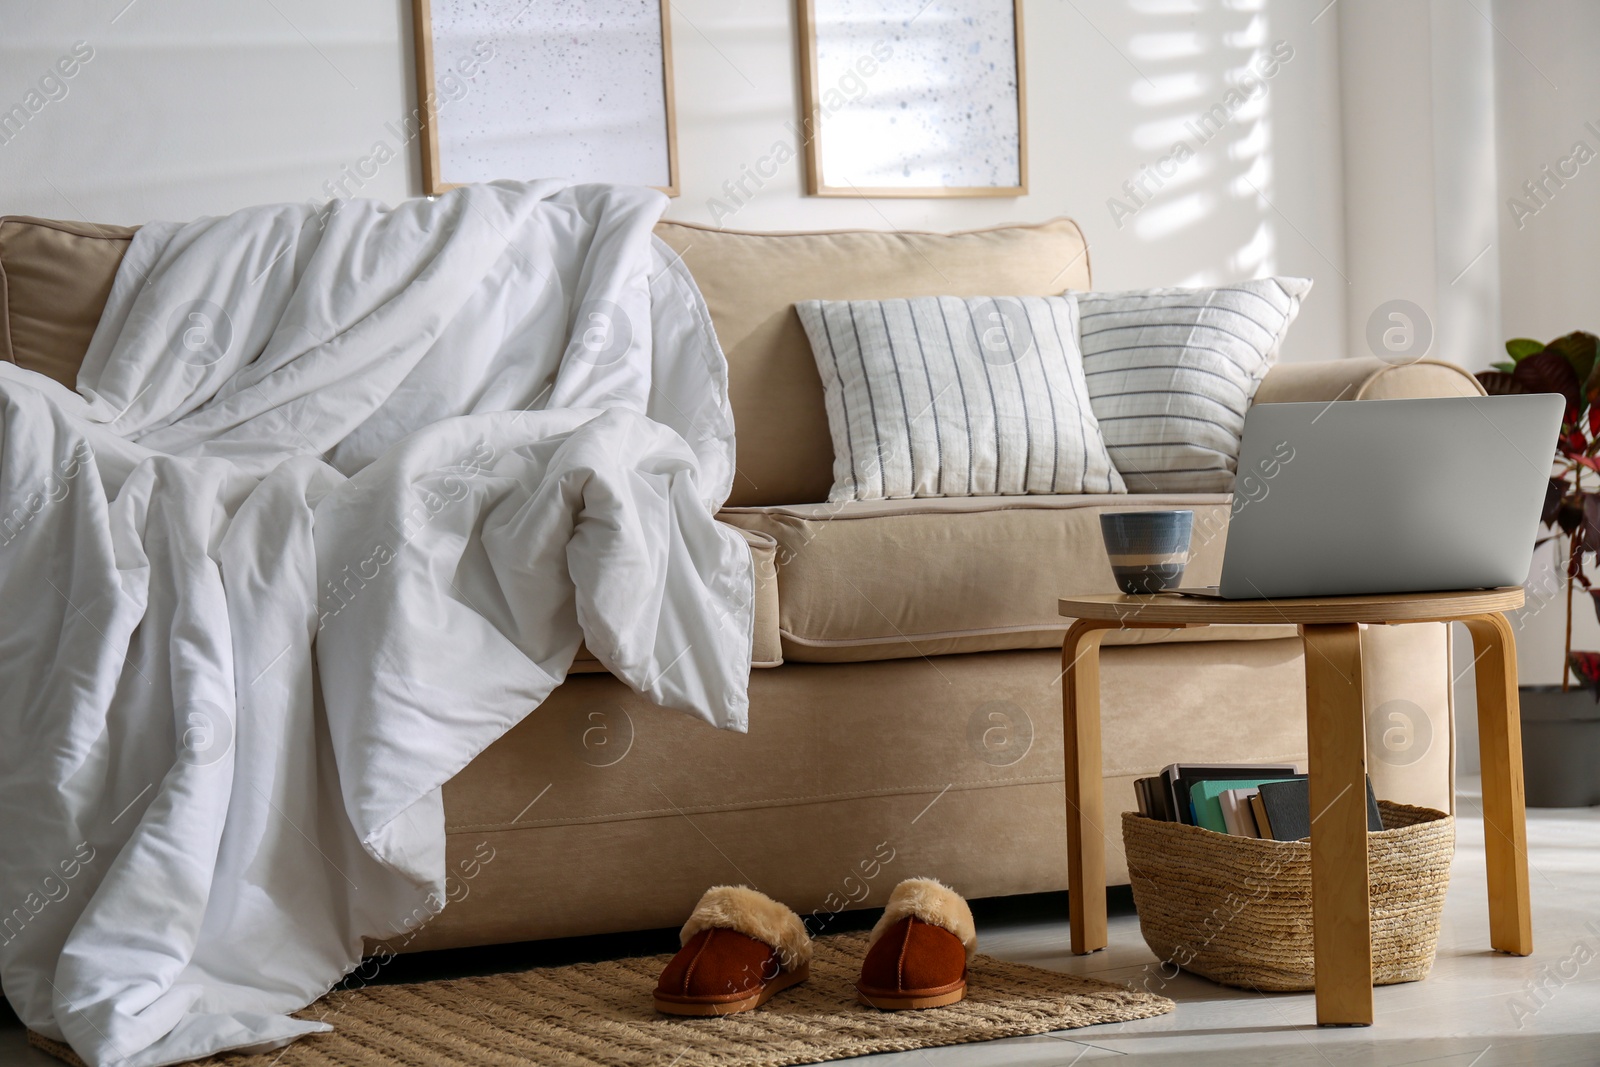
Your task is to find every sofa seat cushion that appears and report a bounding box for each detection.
[719,495,1294,663]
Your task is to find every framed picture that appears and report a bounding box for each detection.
[411,0,679,196]
[796,0,1027,198]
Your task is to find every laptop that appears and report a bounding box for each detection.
[1173,394,1563,600]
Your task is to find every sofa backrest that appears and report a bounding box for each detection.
[0,212,1092,506]
[655,219,1091,506]
[0,216,137,389]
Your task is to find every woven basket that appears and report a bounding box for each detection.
[1122,801,1453,991]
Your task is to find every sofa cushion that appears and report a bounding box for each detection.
[795,295,1124,500]
[719,494,1295,663]
[655,218,1093,508]
[0,216,137,388]
[1077,278,1312,493]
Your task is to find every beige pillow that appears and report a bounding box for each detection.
[655,218,1092,507]
[0,216,137,388]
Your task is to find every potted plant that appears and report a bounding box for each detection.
[1477,331,1600,806]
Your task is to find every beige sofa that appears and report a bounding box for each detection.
[0,213,1484,954]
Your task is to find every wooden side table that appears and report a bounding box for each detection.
[1058,588,1531,1026]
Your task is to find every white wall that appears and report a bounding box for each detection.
[1493,0,1600,353]
[0,0,1351,363]
[1429,0,1501,374]
[1336,0,1439,369]
[1488,0,1600,690]
[1332,0,1505,374]
[0,2,419,223]
[1429,0,1600,771]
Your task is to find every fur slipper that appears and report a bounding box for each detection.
[857,878,977,1010]
[653,886,812,1015]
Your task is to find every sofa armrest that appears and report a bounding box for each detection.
[569,525,782,674]
[1254,356,1485,405]
[727,523,784,668]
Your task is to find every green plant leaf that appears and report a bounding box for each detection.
[1511,349,1583,410]
[1491,361,1517,373]
[1506,338,1546,361]
[1546,331,1600,389]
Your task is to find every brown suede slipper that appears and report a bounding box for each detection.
[857,878,977,1010]
[653,886,813,1016]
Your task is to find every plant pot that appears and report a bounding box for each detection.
[1517,685,1600,807]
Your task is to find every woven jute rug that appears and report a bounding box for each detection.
[29,931,1172,1066]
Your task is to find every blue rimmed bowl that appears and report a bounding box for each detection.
[1099,510,1193,594]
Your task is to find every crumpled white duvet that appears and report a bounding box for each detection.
[0,180,753,1067]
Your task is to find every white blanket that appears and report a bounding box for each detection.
[0,181,753,1067]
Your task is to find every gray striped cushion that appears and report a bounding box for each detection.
[795,296,1125,501]
[1076,277,1312,493]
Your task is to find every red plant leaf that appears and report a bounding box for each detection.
[1573,455,1600,475]
[1582,494,1600,554]
[1546,478,1571,526]
[1475,370,1527,397]
[1546,330,1599,386]
[1512,350,1584,410]
[1558,500,1585,534]
[1586,358,1600,410]
[1570,648,1600,698]
[1561,652,1600,684]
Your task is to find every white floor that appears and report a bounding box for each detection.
[848,779,1600,1067]
[3,780,1596,1066]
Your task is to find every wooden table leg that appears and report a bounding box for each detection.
[1462,612,1533,956]
[1301,623,1374,1026]
[1062,620,1113,955]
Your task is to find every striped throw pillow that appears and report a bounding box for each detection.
[795,296,1125,501]
[1076,278,1312,493]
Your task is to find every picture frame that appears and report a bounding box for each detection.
[795,0,1027,198]
[411,0,679,197]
